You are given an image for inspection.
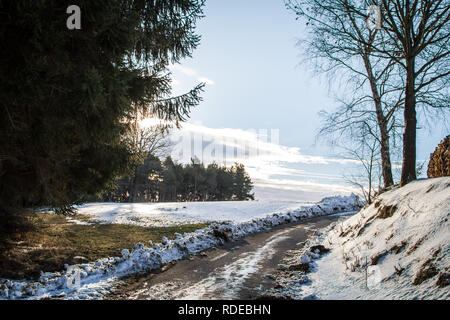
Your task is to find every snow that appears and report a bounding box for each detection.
[270,177,450,300]
[74,200,317,227]
[65,217,93,226]
[0,194,362,300]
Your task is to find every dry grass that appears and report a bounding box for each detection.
[370,241,407,266]
[390,241,407,254]
[288,263,310,273]
[370,251,386,266]
[377,205,397,219]
[436,272,449,288]
[407,236,426,255]
[0,212,209,280]
[356,214,377,236]
[309,245,330,255]
[212,228,229,242]
[413,259,439,285]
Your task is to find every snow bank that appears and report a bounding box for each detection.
[0,194,362,300]
[271,178,450,300]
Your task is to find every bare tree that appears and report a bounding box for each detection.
[376,0,450,185]
[343,135,382,204]
[286,0,403,189]
[287,0,450,187]
[125,109,172,202]
[127,117,172,159]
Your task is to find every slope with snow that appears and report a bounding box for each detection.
[271,177,450,300]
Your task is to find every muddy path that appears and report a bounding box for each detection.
[107,214,346,300]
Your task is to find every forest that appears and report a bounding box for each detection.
[101,157,254,203]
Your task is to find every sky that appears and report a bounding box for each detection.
[163,0,448,202]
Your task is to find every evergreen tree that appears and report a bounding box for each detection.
[205,163,219,200]
[0,0,205,214]
[160,156,183,201]
[232,163,254,201]
[215,165,234,200]
[133,154,163,202]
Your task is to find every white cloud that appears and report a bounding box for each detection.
[197,76,215,85]
[172,65,197,77]
[171,122,355,165]
[170,65,216,86]
[168,122,360,200]
[253,178,358,194]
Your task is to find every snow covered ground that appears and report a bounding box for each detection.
[74,200,315,227]
[269,177,450,300]
[0,194,362,300]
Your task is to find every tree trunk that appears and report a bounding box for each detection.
[363,53,394,188]
[380,134,394,188]
[400,58,417,186]
[129,167,139,202]
[376,108,394,189]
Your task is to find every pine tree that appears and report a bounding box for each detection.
[232,163,254,201]
[161,156,183,201]
[134,154,163,202]
[215,165,234,200]
[205,163,219,200]
[0,0,205,214]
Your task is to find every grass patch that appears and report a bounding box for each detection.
[0,212,209,280]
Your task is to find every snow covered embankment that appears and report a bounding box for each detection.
[0,195,362,300]
[272,178,450,300]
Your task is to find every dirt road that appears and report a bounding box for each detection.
[107,214,348,300]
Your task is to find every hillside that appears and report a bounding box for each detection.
[271,177,450,299]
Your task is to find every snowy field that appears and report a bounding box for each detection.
[74,200,315,227]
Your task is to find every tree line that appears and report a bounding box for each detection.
[101,157,254,202]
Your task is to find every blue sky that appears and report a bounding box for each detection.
[166,0,449,201]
